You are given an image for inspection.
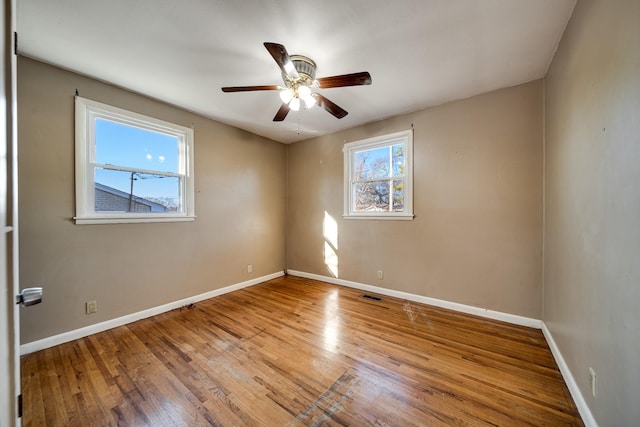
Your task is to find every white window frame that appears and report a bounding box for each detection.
[343,129,414,220]
[74,97,195,224]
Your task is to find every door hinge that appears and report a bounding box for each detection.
[14,32,18,56]
[17,393,22,418]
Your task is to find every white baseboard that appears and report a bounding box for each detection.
[541,323,598,427]
[287,270,542,329]
[20,271,284,355]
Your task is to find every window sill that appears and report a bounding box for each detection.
[74,215,196,225]
[343,214,414,221]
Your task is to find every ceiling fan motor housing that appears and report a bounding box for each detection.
[284,55,317,87]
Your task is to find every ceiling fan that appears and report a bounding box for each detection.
[222,42,372,122]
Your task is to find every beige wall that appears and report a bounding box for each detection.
[18,57,286,344]
[544,0,640,424]
[287,81,543,318]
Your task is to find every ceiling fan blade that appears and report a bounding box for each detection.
[221,85,280,92]
[316,72,372,89]
[313,94,348,119]
[273,103,290,122]
[264,42,299,80]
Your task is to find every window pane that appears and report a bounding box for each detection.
[392,144,405,177]
[95,168,181,213]
[353,146,390,181]
[392,179,404,211]
[353,180,391,212]
[95,119,179,173]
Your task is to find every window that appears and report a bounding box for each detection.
[344,129,413,219]
[74,97,195,224]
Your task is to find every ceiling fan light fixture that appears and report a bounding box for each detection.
[297,85,311,98]
[303,94,316,109]
[279,88,294,103]
[289,97,301,111]
[296,85,315,109]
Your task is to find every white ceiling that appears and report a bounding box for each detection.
[16,0,576,144]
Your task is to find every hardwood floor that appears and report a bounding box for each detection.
[21,275,583,426]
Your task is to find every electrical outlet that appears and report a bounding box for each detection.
[377,270,383,279]
[247,264,253,274]
[589,367,597,397]
[86,300,97,314]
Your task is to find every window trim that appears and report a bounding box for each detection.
[74,96,195,224]
[343,129,414,220]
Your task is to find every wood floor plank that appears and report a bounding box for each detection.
[21,276,584,426]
